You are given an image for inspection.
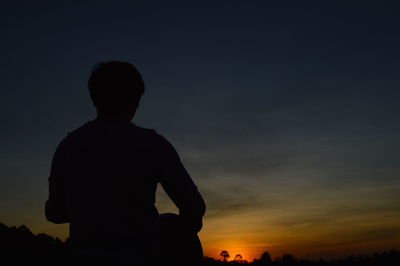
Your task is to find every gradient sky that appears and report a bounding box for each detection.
[1,0,400,261]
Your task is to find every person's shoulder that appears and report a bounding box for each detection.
[54,122,93,151]
[131,124,174,149]
[130,123,157,136]
[61,121,91,140]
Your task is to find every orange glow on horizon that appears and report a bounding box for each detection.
[26,220,400,262]
[203,244,253,262]
[20,182,400,262]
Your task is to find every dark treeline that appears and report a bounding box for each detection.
[0,223,67,265]
[0,223,399,265]
[204,250,400,265]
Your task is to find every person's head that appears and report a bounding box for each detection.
[88,61,145,117]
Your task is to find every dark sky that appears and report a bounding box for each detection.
[1,0,400,260]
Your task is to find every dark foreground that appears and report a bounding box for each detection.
[0,223,399,265]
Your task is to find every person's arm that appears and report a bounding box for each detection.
[45,142,70,224]
[156,135,206,233]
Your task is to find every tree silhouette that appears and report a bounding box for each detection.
[220,250,230,262]
[260,251,272,264]
[235,254,243,263]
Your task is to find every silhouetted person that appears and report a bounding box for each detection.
[45,61,206,265]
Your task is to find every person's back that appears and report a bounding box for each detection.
[45,61,206,265]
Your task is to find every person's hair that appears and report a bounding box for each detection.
[88,61,145,113]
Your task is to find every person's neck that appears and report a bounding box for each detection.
[94,112,134,124]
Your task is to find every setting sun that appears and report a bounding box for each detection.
[204,242,253,262]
